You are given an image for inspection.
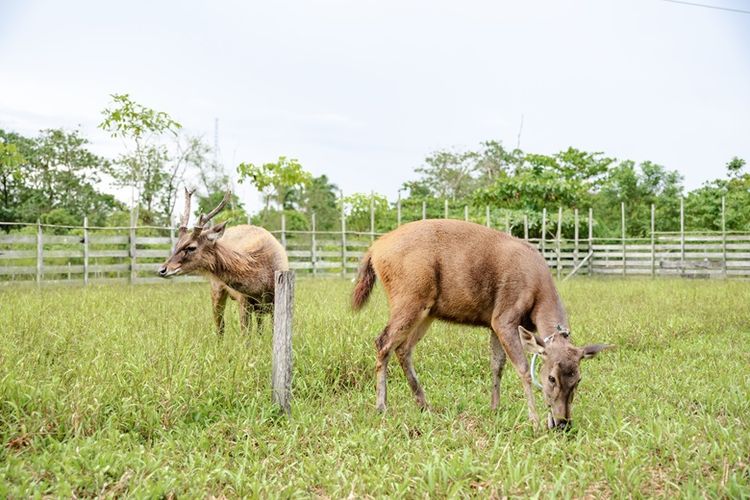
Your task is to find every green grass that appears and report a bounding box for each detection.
[1,278,749,498]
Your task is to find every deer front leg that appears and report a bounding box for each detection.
[211,283,229,337]
[491,315,539,427]
[490,330,507,411]
[239,296,253,335]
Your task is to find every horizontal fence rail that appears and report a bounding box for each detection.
[2,198,750,286]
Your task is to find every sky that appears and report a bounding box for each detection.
[1,0,749,212]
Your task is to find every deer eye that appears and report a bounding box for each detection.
[548,376,556,385]
[185,246,197,253]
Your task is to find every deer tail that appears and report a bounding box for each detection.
[352,251,376,311]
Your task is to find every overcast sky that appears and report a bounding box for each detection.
[1,0,748,211]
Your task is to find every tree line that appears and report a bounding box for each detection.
[1,95,747,238]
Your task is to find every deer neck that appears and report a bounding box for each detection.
[209,243,259,285]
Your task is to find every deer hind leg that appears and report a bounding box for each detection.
[374,303,428,412]
[490,330,507,411]
[491,308,539,427]
[211,282,229,337]
[395,316,434,410]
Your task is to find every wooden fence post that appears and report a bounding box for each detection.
[129,211,137,284]
[369,195,375,242]
[721,196,727,278]
[311,213,317,276]
[83,216,89,286]
[444,199,448,219]
[281,212,287,249]
[486,206,490,227]
[397,195,402,227]
[556,206,562,279]
[464,205,469,222]
[573,209,579,269]
[36,219,43,285]
[341,203,347,277]
[272,270,294,415]
[621,202,626,278]
[588,207,593,276]
[541,208,547,262]
[422,201,426,220]
[680,197,685,275]
[506,215,511,235]
[650,204,656,278]
[524,214,529,240]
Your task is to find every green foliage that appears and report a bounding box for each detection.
[251,209,310,231]
[99,93,181,140]
[0,280,748,496]
[341,192,393,232]
[0,128,122,226]
[195,190,248,227]
[236,156,312,211]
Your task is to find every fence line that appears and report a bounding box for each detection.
[2,197,749,285]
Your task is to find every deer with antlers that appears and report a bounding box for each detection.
[158,188,289,335]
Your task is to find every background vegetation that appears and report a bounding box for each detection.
[2,95,748,238]
[0,279,748,497]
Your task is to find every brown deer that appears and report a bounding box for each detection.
[352,219,612,429]
[158,188,289,335]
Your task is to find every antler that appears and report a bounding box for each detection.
[193,190,231,237]
[179,187,196,235]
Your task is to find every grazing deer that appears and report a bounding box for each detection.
[158,188,289,336]
[352,219,612,429]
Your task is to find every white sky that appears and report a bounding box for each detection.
[1,0,749,212]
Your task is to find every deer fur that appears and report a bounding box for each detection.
[159,189,288,335]
[352,218,611,429]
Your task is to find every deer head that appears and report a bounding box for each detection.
[158,188,231,278]
[519,325,613,431]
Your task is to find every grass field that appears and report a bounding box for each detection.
[1,278,749,498]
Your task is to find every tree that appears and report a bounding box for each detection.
[298,175,340,230]
[0,136,25,224]
[236,156,312,213]
[99,93,182,223]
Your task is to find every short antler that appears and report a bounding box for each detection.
[193,190,231,237]
[179,187,196,235]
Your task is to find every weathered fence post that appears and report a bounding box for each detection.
[281,212,287,249]
[444,199,448,219]
[36,219,43,285]
[650,204,656,278]
[311,213,317,276]
[422,201,426,220]
[397,195,402,227]
[524,214,529,240]
[721,196,727,278]
[621,202,626,278]
[588,208,594,276]
[369,195,375,242]
[573,209,579,269]
[341,203,347,277]
[486,206,490,227]
[272,270,294,415]
[556,206,562,279]
[129,212,137,284]
[464,205,469,222]
[541,208,547,263]
[680,197,685,275]
[506,215,511,235]
[83,216,89,286]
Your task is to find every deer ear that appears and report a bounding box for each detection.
[581,343,614,359]
[205,221,227,242]
[518,326,545,355]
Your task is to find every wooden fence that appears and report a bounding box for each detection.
[2,206,750,286]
